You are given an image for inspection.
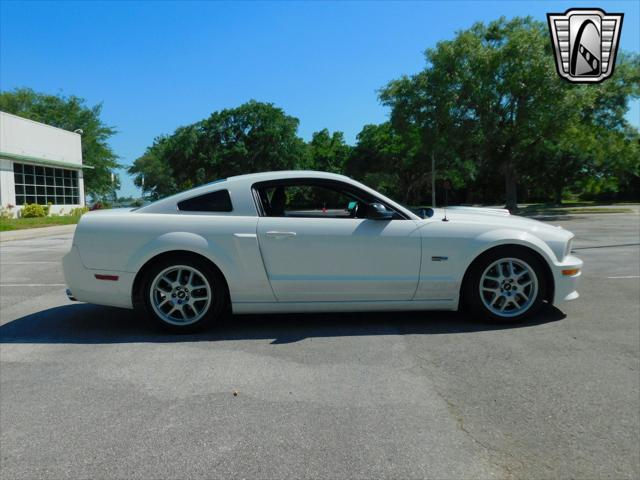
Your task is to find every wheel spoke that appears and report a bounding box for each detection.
[499,298,508,311]
[491,294,502,307]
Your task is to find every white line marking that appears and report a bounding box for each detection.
[607,276,640,279]
[0,283,65,287]
[1,261,59,264]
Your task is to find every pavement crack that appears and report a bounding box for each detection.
[441,394,525,480]
[411,354,526,479]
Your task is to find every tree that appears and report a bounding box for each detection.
[347,122,423,203]
[380,18,639,209]
[522,52,640,203]
[307,129,351,174]
[129,100,307,197]
[0,88,119,198]
[128,136,178,200]
[380,52,475,206]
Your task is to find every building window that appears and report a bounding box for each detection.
[13,163,80,205]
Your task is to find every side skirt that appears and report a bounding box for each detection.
[232,299,457,315]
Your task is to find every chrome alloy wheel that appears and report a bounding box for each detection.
[479,257,538,318]
[149,265,212,326]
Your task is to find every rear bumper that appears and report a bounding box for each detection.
[551,254,583,304]
[62,245,135,309]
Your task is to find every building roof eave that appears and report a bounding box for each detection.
[0,151,95,169]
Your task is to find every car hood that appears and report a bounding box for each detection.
[425,206,574,260]
[434,206,554,231]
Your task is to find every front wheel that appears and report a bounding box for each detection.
[464,248,547,323]
[141,256,227,332]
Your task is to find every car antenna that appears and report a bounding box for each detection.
[442,179,450,222]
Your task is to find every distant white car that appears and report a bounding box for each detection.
[63,171,582,331]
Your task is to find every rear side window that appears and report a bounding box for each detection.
[177,190,233,212]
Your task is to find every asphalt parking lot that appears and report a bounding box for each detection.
[1,212,639,479]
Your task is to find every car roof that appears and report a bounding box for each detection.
[137,170,418,219]
[226,170,352,183]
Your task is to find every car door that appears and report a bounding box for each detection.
[255,180,422,302]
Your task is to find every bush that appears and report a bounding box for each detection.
[21,203,46,218]
[0,204,15,219]
[90,200,111,210]
[70,206,89,217]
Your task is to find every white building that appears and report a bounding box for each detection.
[0,111,89,217]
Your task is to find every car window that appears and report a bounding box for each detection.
[258,184,360,218]
[177,189,233,212]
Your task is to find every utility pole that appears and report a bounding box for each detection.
[431,152,436,208]
[111,172,117,204]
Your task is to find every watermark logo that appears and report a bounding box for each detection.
[547,8,623,83]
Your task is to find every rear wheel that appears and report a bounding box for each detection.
[464,247,547,323]
[141,255,226,332]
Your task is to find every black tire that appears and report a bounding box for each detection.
[463,246,548,323]
[140,254,227,333]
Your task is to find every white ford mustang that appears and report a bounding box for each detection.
[63,171,582,331]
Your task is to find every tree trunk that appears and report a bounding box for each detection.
[401,179,412,205]
[554,185,563,205]
[504,164,518,211]
[431,152,436,208]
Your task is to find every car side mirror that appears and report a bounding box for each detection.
[366,203,394,220]
[416,207,434,219]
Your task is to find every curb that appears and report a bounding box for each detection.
[0,224,77,243]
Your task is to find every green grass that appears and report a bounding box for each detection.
[0,215,81,231]
[517,205,635,216]
[552,207,634,214]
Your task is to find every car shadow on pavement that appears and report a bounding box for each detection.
[0,303,566,345]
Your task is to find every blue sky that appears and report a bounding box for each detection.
[1,0,638,197]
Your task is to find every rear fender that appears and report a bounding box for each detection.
[124,231,275,304]
[124,232,234,277]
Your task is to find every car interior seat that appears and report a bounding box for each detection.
[270,187,286,216]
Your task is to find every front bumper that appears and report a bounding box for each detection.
[62,245,135,309]
[551,254,583,304]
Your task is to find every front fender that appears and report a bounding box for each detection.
[470,229,558,266]
[414,224,558,305]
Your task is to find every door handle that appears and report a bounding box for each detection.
[265,231,297,238]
